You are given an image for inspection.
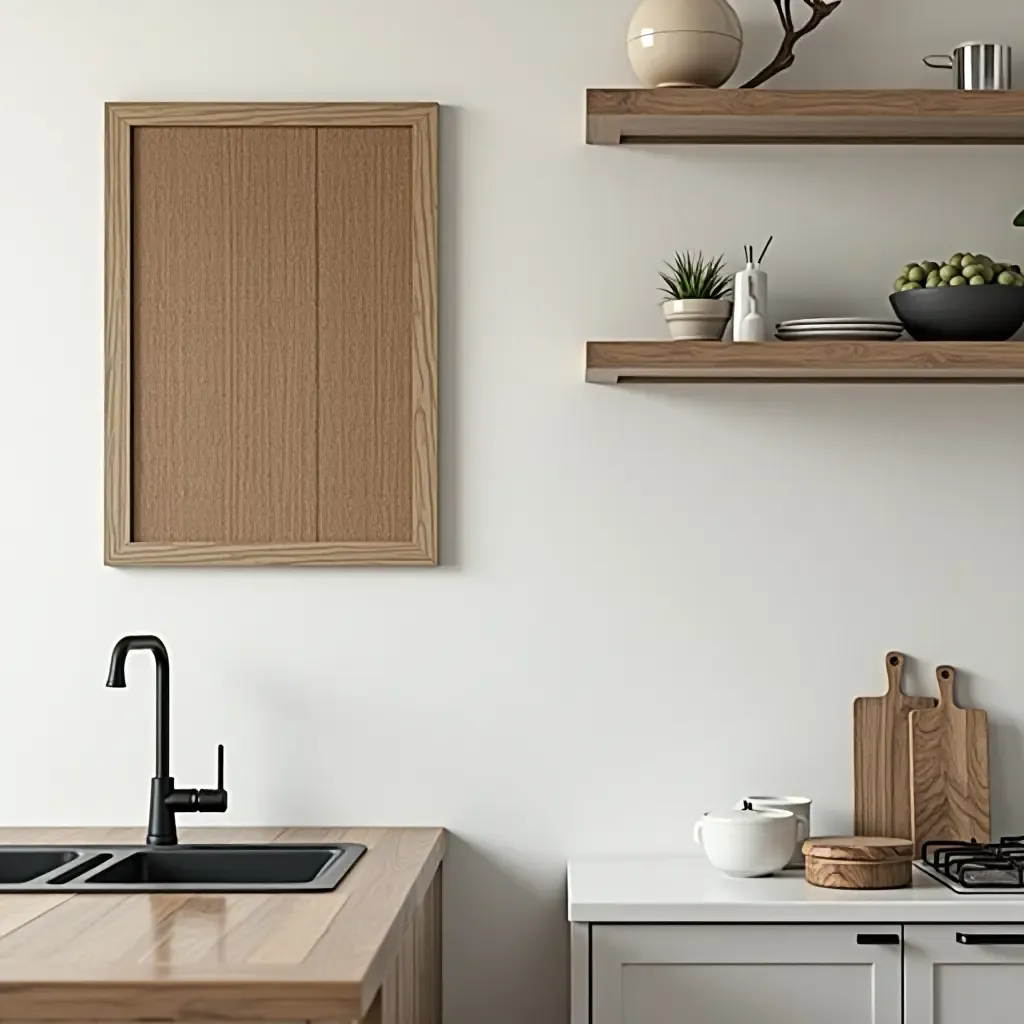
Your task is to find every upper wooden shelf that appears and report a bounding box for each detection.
[586,341,1024,384]
[586,89,1024,145]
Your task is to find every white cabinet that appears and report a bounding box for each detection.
[592,925,902,1024]
[906,925,1024,1024]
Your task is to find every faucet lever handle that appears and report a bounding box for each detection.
[194,744,228,813]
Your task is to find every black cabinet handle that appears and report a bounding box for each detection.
[957,933,1024,945]
[857,934,900,945]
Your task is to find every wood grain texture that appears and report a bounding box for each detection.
[805,856,912,890]
[374,874,440,1024]
[317,128,413,543]
[585,341,1024,384]
[854,653,937,841]
[586,89,1024,145]
[108,103,436,127]
[910,666,991,857]
[104,104,132,561]
[132,127,317,544]
[803,836,914,863]
[104,102,438,566]
[104,540,434,567]
[0,827,444,1022]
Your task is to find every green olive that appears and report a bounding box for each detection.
[939,264,958,281]
[998,271,1017,286]
[949,276,968,286]
[894,277,909,291]
[969,275,987,285]
[907,266,926,283]
[901,281,923,290]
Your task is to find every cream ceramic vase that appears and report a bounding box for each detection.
[627,0,743,88]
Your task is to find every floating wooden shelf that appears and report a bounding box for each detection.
[586,341,1024,384]
[586,89,1024,145]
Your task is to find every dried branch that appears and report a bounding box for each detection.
[742,0,843,89]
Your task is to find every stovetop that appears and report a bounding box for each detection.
[917,838,1024,894]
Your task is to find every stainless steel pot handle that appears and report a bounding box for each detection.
[923,54,953,69]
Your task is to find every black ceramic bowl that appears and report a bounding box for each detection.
[889,285,1024,341]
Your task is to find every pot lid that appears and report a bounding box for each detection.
[803,836,913,862]
[701,801,795,825]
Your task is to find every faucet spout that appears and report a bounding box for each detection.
[105,635,171,781]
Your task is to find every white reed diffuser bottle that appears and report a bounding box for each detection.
[733,238,771,341]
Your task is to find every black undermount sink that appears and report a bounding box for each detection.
[0,848,79,884]
[0,843,366,893]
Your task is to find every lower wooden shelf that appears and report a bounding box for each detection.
[586,340,1024,384]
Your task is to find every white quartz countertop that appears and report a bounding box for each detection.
[568,855,1024,923]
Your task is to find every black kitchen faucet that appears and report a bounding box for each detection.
[106,635,228,845]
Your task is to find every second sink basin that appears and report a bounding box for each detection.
[0,849,79,884]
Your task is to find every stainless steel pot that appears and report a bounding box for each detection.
[923,43,1011,90]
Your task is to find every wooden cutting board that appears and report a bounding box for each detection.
[909,665,990,857]
[854,652,937,840]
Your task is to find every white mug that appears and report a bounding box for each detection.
[736,796,812,868]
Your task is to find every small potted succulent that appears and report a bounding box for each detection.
[659,250,733,341]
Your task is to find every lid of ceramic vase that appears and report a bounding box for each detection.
[628,0,743,43]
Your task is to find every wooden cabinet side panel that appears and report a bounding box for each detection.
[376,872,441,1024]
[131,126,317,543]
[316,127,414,544]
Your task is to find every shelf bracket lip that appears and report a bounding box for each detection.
[585,88,1024,146]
[585,341,1024,385]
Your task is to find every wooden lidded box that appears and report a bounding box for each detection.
[803,837,913,890]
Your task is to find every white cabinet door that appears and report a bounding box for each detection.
[592,925,901,1024]
[906,924,1024,1024]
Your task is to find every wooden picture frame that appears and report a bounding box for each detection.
[105,103,438,566]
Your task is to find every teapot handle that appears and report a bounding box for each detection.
[923,54,953,69]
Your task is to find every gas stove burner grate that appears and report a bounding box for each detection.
[922,838,1024,890]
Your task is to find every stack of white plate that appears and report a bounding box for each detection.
[776,318,905,341]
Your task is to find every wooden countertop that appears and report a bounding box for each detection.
[0,826,444,1021]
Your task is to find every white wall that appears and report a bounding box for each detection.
[2,0,1024,1019]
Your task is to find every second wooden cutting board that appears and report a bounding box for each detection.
[909,665,991,857]
[854,652,936,840]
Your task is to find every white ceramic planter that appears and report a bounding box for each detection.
[662,298,733,340]
[694,807,805,878]
[628,0,743,88]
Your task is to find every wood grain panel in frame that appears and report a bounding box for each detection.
[105,103,438,566]
[131,126,317,544]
